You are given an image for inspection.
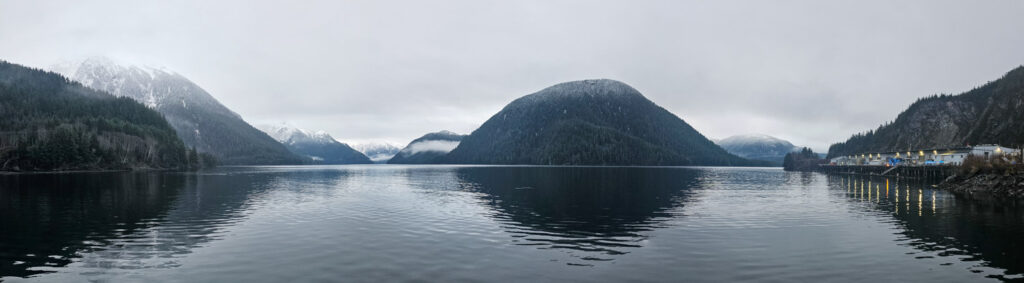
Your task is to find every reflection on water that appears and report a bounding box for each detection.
[0,169,349,279]
[0,173,185,277]
[454,167,697,264]
[829,175,1024,281]
[2,166,1024,282]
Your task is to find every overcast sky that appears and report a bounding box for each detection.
[2,0,1023,151]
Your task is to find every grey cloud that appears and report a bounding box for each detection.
[2,0,1023,151]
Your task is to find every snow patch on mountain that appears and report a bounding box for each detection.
[717,134,797,149]
[45,56,303,165]
[514,79,645,107]
[257,123,339,146]
[715,134,802,165]
[52,57,182,109]
[351,142,402,163]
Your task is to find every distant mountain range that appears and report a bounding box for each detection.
[257,124,371,164]
[388,131,466,164]
[18,54,974,169]
[51,57,304,165]
[445,79,761,166]
[828,66,1024,158]
[715,134,800,166]
[0,61,191,171]
[351,142,402,163]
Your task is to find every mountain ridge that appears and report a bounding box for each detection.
[51,56,304,165]
[828,66,1024,158]
[257,123,371,164]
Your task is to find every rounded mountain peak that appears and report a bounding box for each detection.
[532,79,643,99]
[444,78,755,166]
[505,79,647,107]
[719,134,789,145]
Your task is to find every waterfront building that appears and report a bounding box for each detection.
[828,144,1019,166]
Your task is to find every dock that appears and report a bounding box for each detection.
[817,164,956,180]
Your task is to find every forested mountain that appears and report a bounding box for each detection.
[444,79,760,166]
[716,134,799,166]
[828,66,1024,158]
[51,57,304,165]
[351,142,401,163]
[0,60,195,171]
[257,124,371,164]
[783,147,826,171]
[388,131,466,164]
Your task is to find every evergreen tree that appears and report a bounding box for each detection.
[0,60,196,171]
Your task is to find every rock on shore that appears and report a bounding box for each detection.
[939,173,1024,199]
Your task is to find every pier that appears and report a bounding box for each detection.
[817,164,956,180]
[817,144,1022,180]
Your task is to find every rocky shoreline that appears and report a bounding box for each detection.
[939,173,1024,200]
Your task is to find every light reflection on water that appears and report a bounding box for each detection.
[830,175,1024,281]
[0,166,1022,282]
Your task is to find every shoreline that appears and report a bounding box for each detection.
[938,172,1024,200]
[0,167,177,175]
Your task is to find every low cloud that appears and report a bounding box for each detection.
[366,153,396,162]
[402,140,461,155]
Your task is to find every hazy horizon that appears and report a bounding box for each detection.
[3,0,1024,151]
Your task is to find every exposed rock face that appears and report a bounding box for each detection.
[828,66,1024,158]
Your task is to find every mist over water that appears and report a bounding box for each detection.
[1,166,1022,282]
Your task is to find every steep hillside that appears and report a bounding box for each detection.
[0,60,190,171]
[828,66,1024,158]
[52,57,304,165]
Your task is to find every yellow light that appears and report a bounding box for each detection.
[933,150,938,155]
[919,150,924,156]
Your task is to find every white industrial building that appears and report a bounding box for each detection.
[829,144,1020,166]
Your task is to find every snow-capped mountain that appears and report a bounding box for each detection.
[259,123,338,146]
[50,56,303,165]
[350,142,402,163]
[715,134,800,166]
[257,124,371,164]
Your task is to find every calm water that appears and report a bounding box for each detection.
[1,166,1023,282]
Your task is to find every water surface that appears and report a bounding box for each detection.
[1,166,1022,282]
